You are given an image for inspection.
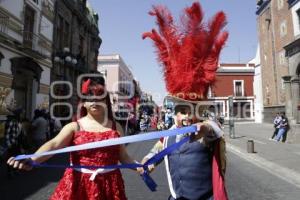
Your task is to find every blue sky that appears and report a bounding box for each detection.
[88,0,258,105]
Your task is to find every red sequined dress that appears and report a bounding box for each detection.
[50,128,127,200]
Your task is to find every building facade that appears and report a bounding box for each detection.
[283,0,300,124]
[0,0,54,120]
[97,54,143,122]
[256,0,296,122]
[208,63,255,121]
[51,0,101,119]
[97,54,137,102]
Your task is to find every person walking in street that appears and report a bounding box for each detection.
[141,2,228,199]
[7,76,141,200]
[270,113,281,140]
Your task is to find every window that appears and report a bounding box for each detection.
[31,0,39,4]
[279,51,286,65]
[277,0,284,10]
[79,35,85,56]
[207,86,213,98]
[280,21,287,37]
[23,6,35,48]
[281,79,285,90]
[234,80,244,97]
[63,21,70,47]
[57,15,63,49]
[297,9,300,31]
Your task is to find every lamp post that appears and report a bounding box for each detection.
[52,47,78,118]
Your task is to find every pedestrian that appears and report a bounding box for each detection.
[31,109,48,149]
[270,113,281,140]
[275,112,288,142]
[48,113,62,138]
[217,113,225,129]
[4,108,23,178]
[164,108,174,129]
[141,2,228,199]
[7,76,141,200]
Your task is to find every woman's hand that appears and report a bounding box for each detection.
[7,157,33,171]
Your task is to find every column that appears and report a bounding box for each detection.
[291,77,300,124]
[282,76,293,120]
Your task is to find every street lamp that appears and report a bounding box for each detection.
[53,47,78,81]
[52,47,78,119]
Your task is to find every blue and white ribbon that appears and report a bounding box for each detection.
[15,126,197,160]
[14,126,197,191]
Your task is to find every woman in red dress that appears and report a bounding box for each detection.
[7,76,141,200]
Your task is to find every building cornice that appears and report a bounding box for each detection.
[217,67,255,73]
[283,37,300,57]
[288,0,300,8]
[0,41,52,68]
[256,0,271,15]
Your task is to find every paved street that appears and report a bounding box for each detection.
[1,123,300,200]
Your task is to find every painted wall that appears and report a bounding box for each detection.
[212,74,254,97]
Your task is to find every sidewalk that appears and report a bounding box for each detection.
[225,122,300,187]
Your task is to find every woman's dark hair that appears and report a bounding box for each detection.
[79,76,114,122]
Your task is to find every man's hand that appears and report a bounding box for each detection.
[141,157,155,173]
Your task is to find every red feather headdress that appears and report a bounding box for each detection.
[143,2,228,101]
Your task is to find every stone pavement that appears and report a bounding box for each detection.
[225,122,300,188]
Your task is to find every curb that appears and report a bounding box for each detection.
[227,143,300,188]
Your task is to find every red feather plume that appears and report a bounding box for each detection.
[143,2,229,101]
[81,79,91,95]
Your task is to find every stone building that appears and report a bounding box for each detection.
[283,0,300,124]
[51,0,101,119]
[0,0,54,120]
[256,0,296,122]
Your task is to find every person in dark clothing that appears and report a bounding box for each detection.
[4,108,23,178]
[281,112,289,143]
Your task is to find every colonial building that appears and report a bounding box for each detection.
[97,54,142,119]
[51,0,101,119]
[283,0,300,124]
[256,0,296,122]
[0,0,54,120]
[208,63,255,121]
[97,54,140,102]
